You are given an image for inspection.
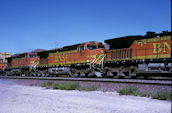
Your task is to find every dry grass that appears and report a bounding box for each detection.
[117,86,171,101]
[41,82,98,91]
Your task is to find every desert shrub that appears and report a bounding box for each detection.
[79,86,98,91]
[41,81,98,91]
[117,86,138,95]
[52,83,80,90]
[151,90,172,100]
[117,86,172,101]
[52,83,59,89]
[134,90,151,97]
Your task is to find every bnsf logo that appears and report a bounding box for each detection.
[153,42,171,54]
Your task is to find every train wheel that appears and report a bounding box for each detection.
[131,76,137,79]
[93,71,103,77]
[106,71,114,78]
[21,74,26,76]
[118,76,124,79]
[143,75,149,80]
[80,72,86,77]
[49,74,52,77]
[69,69,79,77]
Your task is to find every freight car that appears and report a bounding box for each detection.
[104,31,172,78]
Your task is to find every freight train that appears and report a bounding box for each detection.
[0,31,171,79]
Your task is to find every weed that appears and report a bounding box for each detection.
[79,86,98,91]
[52,83,80,90]
[117,86,171,101]
[151,90,172,100]
[41,81,99,91]
[134,90,151,97]
[117,86,138,95]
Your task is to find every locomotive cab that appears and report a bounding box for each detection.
[77,41,106,65]
[86,41,104,50]
[27,52,39,68]
[85,42,106,63]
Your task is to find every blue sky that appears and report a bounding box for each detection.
[0,0,171,55]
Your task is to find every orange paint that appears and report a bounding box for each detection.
[11,53,39,68]
[107,36,171,60]
[0,63,6,70]
[47,41,105,66]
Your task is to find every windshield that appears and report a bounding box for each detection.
[29,54,36,58]
[87,45,97,50]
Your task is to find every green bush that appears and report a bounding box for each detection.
[117,86,151,97]
[52,83,59,89]
[52,83,80,90]
[134,90,151,97]
[117,86,138,95]
[151,90,172,100]
[41,82,98,91]
[117,86,172,101]
[79,86,98,91]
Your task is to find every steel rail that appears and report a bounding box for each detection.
[0,76,171,86]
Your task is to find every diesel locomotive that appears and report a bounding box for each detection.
[0,31,171,78]
[104,31,171,78]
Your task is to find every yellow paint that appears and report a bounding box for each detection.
[152,43,162,53]
[163,42,171,53]
[152,42,171,53]
[108,54,171,61]
[132,54,171,59]
[48,60,88,66]
[50,50,77,55]
[55,54,68,62]
[133,36,171,44]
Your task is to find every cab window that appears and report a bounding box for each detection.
[29,54,36,58]
[87,45,97,50]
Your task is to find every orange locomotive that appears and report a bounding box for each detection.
[5,52,39,76]
[11,53,39,68]
[104,31,172,78]
[37,41,106,77]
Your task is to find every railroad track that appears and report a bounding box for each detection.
[0,76,171,86]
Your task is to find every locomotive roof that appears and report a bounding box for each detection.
[11,53,26,58]
[37,41,100,58]
[105,35,144,49]
[105,31,171,49]
[37,43,80,58]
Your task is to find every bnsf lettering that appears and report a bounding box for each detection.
[153,42,171,53]
[55,54,67,62]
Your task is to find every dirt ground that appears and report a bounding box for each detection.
[0,79,171,113]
